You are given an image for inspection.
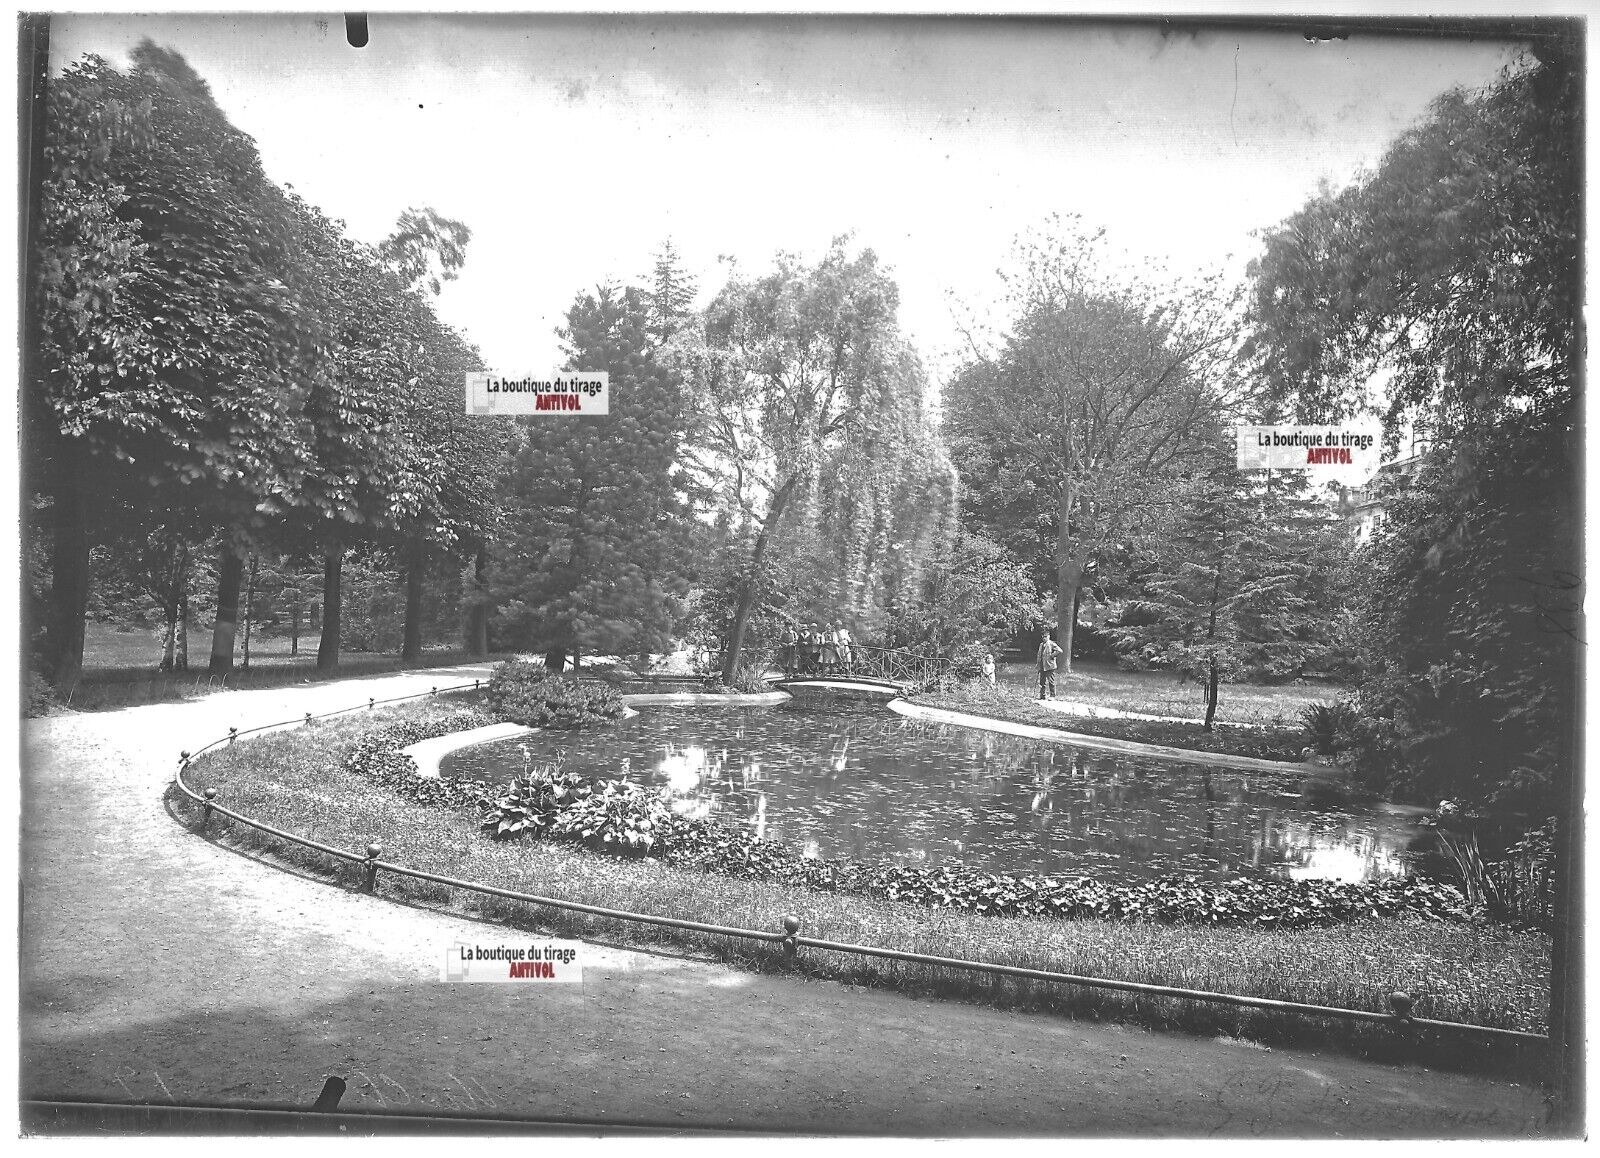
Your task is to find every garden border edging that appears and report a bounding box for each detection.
[890,699,1324,773]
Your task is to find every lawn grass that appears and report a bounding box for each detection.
[174,701,1551,1074]
[922,679,1311,762]
[995,659,1343,727]
[45,622,493,713]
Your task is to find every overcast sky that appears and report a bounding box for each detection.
[49,13,1518,388]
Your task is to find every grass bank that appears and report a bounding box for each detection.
[174,701,1550,1072]
[921,680,1310,762]
[41,623,496,713]
[994,658,1342,725]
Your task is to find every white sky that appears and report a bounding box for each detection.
[49,13,1519,390]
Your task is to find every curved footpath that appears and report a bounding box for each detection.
[22,665,1549,1135]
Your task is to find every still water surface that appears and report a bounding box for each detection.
[443,704,1425,884]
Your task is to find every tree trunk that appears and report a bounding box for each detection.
[1055,573,1082,678]
[723,585,756,685]
[208,547,244,676]
[160,612,177,672]
[464,547,489,658]
[1203,654,1220,732]
[176,593,188,670]
[318,541,343,670]
[544,648,566,674]
[402,535,425,660]
[1054,481,1082,675]
[723,482,797,685]
[241,554,257,669]
[290,608,300,657]
[159,539,187,672]
[46,460,90,689]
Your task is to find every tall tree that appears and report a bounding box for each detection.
[1111,459,1345,729]
[30,44,318,685]
[671,238,942,681]
[487,283,690,666]
[1245,42,1580,1114]
[645,238,698,344]
[945,219,1244,672]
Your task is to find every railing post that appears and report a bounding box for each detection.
[1388,991,1415,1023]
[363,843,383,894]
[781,914,800,963]
[201,788,217,834]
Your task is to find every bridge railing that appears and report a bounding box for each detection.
[778,641,950,689]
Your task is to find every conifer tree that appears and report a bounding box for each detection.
[1111,458,1344,729]
[487,284,690,666]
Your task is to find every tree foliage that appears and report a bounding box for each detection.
[1112,461,1350,728]
[488,283,690,665]
[945,218,1245,671]
[1245,43,1579,441]
[671,238,951,679]
[1347,398,1576,815]
[1246,42,1580,815]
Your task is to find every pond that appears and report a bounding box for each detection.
[442,703,1427,885]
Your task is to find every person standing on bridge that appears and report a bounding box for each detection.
[820,620,840,673]
[1037,629,1062,700]
[803,624,821,674]
[779,623,798,676]
[833,620,853,671]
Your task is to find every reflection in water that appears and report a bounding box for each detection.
[444,705,1426,884]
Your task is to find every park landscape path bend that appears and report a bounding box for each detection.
[21,665,1551,1136]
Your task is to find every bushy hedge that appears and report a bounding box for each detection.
[339,714,1474,931]
[485,658,625,729]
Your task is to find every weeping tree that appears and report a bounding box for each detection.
[771,341,957,637]
[670,238,952,682]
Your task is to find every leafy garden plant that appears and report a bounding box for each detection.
[485,658,625,729]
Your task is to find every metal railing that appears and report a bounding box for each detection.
[171,682,1549,1050]
[777,642,950,689]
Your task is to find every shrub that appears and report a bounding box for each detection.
[482,765,591,840]
[729,666,774,694]
[485,658,624,729]
[24,669,58,718]
[547,777,671,854]
[1299,701,1360,757]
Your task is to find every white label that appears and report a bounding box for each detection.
[1235,424,1381,474]
[441,940,584,983]
[465,372,609,416]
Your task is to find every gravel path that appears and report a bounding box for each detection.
[20,666,1551,1135]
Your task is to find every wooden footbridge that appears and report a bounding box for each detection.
[771,643,949,702]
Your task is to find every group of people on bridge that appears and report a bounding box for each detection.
[779,621,855,677]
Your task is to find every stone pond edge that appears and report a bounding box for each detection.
[402,691,791,778]
[889,700,1325,775]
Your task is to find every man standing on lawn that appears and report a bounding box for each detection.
[1037,629,1062,700]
